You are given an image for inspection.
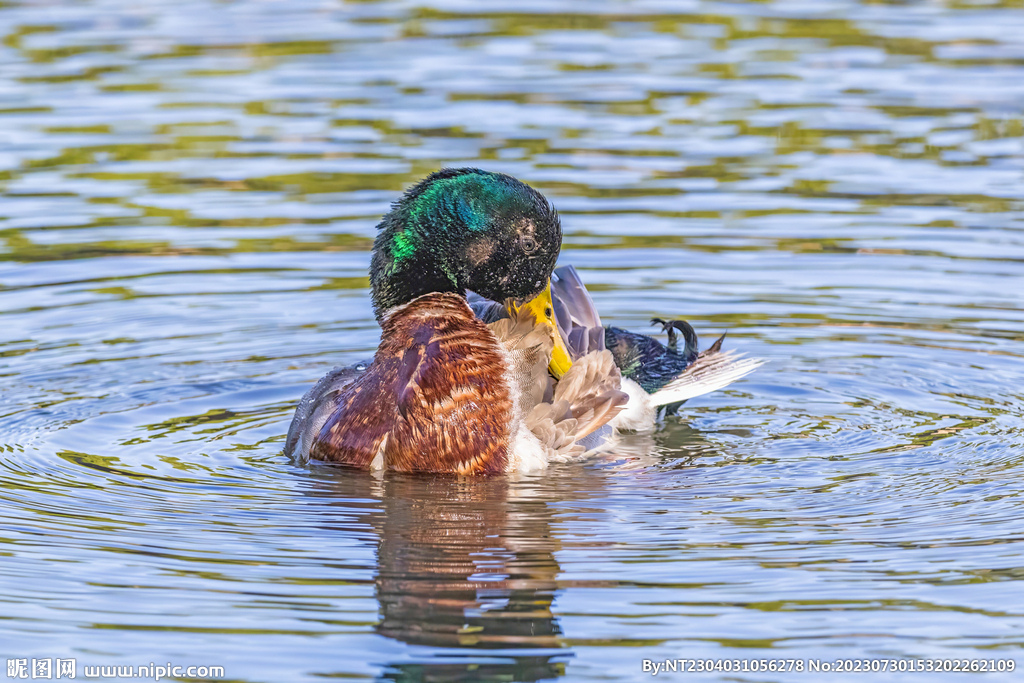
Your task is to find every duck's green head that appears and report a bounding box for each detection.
[370,168,562,318]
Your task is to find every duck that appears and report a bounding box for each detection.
[473,265,763,433]
[284,168,628,474]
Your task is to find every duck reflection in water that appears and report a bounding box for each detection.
[306,469,577,682]
[303,428,717,682]
[373,474,567,682]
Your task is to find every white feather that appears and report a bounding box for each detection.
[507,421,552,472]
[650,351,764,408]
[609,378,657,432]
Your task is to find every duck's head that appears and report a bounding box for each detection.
[370,168,571,376]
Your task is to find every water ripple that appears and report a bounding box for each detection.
[2,0,1024,680]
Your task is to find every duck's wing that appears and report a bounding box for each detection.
[521,352,626,464]
[467,290,508,324]
[489,307,627,461]
[544,348,627,441]
[552,265,602,329]
[551,265,607,359]
[284,361,371,462]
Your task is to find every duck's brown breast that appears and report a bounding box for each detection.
[309,292,513,474]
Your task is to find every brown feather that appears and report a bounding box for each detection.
[310,293,513,473]
[492,306,628,463]
[489,309,555,416]
[549,350,629,441]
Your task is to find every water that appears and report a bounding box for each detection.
[2,0,1023,680]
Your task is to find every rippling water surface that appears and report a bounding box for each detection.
[3,0,1024,680]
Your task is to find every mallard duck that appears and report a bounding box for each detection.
[285,169,628,474]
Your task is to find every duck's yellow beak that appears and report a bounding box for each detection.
[509,281,573,379]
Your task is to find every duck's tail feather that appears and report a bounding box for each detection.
[701,332,726,356]
[649,350,764,408]
[651,318,700,360]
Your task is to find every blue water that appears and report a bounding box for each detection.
[2,0,1023,680]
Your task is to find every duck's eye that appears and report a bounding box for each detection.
[544,306,553,319]
[520,235,538,253]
